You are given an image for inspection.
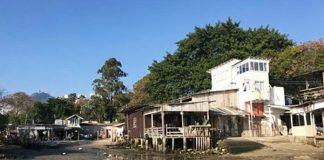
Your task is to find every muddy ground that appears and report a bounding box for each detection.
[0,137,323,159]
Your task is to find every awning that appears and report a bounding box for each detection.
[209,107,250,116]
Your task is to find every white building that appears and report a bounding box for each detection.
[207,57,289,136]
[208,57,270,114]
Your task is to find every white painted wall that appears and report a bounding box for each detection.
[210,59,241,91]
[209,58,270,111]
[270,86,285,106]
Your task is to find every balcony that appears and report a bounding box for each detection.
[144,125,211,139]
[300,86,324,102]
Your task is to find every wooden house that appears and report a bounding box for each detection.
[289,69,324,139]
[124,103,211,152]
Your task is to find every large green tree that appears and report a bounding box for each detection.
[27,102,54,124]
[128,73,153,106]
[2,92,34,126]
[47,97,74,120]
[145,18,294,103]
[93,58,129,122]
[261,40,324,96]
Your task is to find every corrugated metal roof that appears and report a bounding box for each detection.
[209,107,250,116]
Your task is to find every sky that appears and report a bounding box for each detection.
[0,0,324,97]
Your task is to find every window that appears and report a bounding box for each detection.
[254,62,259,71]
[245,63,249,71]
[259,62,264,71]
[240,65,243,74]
[243,82,249,92]
[133,117,137,128]
[250,62,254,70]
[237,63,250,75]
[255,81,264,92]
[264,63,267,71]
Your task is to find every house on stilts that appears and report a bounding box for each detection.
[288,69,324,146]
[124,57,290,152]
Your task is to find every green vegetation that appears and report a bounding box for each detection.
[92,58,130,122]
[140,18,294,103]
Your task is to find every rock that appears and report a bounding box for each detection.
[62,152,66,155]
[78,147,82,150]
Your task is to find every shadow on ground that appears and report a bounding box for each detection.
[222,138,265,154]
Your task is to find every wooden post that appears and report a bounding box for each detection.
[303,113,307,126]
[143,114,146,137]
[195,137,198,150]
[172,138,174,151]
[322,111,324,129]
[161,112,166,152]
[305,80,310,89]
[290,113,294,135]
[151,114,154,128]
[181,111,186,150]
[152,138,156,151]
[207,137,210,149]
[322,71,324,86]
[162,138,166,152]
[145,139,148,150]
[183,138,187,150]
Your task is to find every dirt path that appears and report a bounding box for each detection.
[222,137,324,160]
[0,137,323,159]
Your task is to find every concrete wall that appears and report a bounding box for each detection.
[291,125,315,136]
[210,59,241,91]
[270,86,285,106]
[209,58,270,112]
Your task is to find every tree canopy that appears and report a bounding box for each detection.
[93,58,129,122]
[262,40,324,80]
[144,18,294,103]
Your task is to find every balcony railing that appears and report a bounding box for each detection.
[184,125,211,137]
[300,86,324,101]
[145,124,211,138]
[145,127,163,138]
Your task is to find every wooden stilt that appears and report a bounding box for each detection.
[172,138,175,151]
[162,138,166,153]
[322,111,324,130]
[161,112,165,152]
[195,137,198,150]
[183,138,187,150]
[207,137,210,149]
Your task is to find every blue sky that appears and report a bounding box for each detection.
[0,0,323,97]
